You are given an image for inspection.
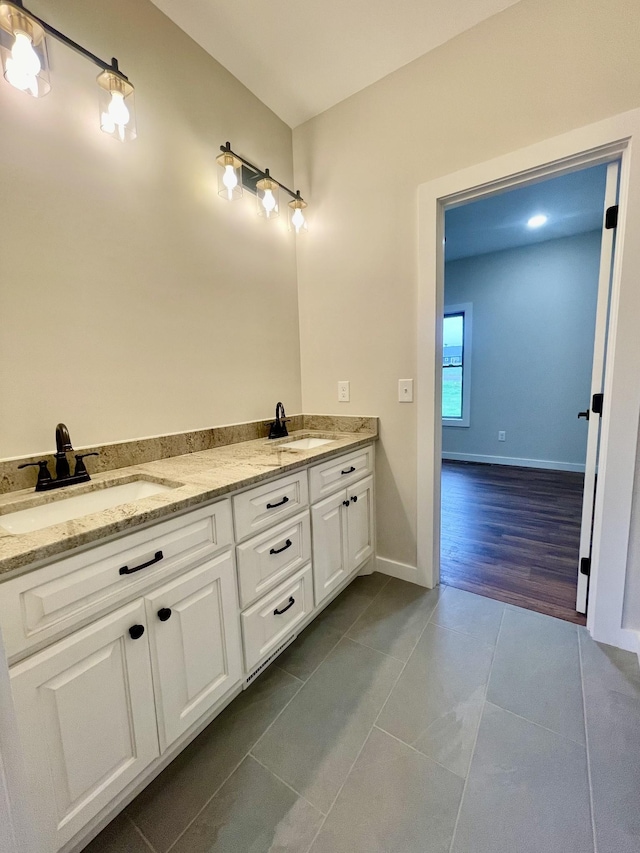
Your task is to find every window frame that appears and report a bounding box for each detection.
[442,302,472,428]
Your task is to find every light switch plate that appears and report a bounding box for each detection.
[338,380,350,402]
[398,379,414,402]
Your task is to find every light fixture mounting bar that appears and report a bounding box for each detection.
[10,0,128,78]
[220,142,304,203]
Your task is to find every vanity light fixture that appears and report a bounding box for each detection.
[0,0,135,140]
[216,143,243,201]
[217,141,308,231]
[0,1,49,97]
[288,191,308,234]
[256,169,279,219]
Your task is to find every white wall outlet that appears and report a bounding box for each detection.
[338,380,350,402]
[398,379,414,403]
[498,430,506,441]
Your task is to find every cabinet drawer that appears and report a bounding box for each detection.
[233,472,308,543]
[0,500,233,660]
[241,564,314,672]
[309,445,374,503]
[236,511,311,608]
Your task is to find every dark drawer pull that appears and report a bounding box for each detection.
[270,538,292,555]
[158,608,172,622]
[119,550,164,576]
[343,500,350,507]
[266,496,289,509]
[274,596,295,616]
[129,624,145,640]
[351,495,358,503]
[341,466,356,475]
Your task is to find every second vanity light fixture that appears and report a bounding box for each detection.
[0,0,135,141]
[216,142,308,233]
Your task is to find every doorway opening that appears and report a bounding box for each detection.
[438,163,618,624]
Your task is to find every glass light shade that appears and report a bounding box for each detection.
[288,196,308,234]
[216,151,243,201]
[0,3,50,98]
[96,69,136,142]
[256,174,279,219]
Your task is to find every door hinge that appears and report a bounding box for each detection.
[605,205,618,229]
[580,557,591,577]
[592,392,604,416]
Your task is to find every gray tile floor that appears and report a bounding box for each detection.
[84,575,640,853]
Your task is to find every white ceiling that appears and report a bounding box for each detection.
[445,164,609,262]
[150,0,522,128]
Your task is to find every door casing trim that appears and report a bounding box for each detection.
[417,109,640,651]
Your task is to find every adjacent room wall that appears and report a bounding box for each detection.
[0,0,301,460]
[442,232,602,472]
[292,0,640,570]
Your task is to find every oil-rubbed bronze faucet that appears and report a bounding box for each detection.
[18,423,99,492]
[268,402,290,439]
[55,422,73,479]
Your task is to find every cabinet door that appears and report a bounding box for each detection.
[145,551,242,751]
[311,489,349,605]
[10,601,158,853]
[346,475,375,573]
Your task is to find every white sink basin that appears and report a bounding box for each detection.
[0,481,175,535]
[279,437,335,450]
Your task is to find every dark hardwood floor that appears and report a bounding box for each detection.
[440,460,586,625]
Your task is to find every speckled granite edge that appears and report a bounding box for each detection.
[0,415,377,495]
[0,428,378,578]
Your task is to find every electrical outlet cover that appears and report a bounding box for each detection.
[338,380,350,402]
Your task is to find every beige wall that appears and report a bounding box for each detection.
[293,0,640,568]
[0,0,301,459]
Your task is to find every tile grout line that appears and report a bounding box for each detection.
[160,576,393,852]
[302,581,440,852]
[295,575,397,853]
[342,575,394,641]
[448,605,506,853]
[126,815,158,853]
[277,574,392,682]
[343,635,408,662]
[482,699,587,747]
[160,672,308,853]
[578,630,599,853]
[250,753,328,817]
[372,724,465,780]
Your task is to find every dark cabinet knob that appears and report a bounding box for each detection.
[351,495,358,503]
[158,608,172,622]
[343,500,350,507]
[129,624,145,640]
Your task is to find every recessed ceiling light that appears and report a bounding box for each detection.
[527,214,548,229]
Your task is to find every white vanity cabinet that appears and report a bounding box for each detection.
[144,551,242,752]
[310,452,375,606]
[0,440,376,853]
[10,600,160,853]
[2,500,242,853]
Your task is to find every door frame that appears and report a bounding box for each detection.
[417,107,640,651]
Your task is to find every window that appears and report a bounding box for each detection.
[442,303,472,427]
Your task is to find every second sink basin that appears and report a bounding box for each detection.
[0,480,176,535]
[279,437,335,450]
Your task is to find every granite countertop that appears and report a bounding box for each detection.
[0,430,376,579]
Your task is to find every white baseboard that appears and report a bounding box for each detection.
[376,556,420,584]
[441,451,585,473]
